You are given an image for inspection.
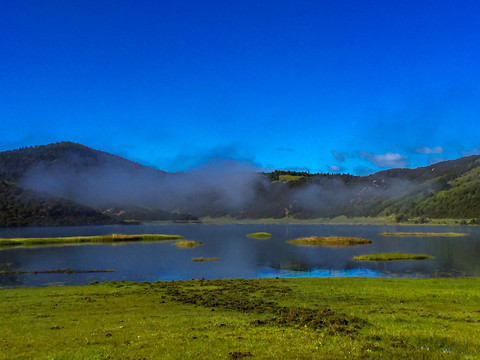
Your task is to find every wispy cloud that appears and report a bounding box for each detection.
[360,151,408,168]
[429,157,444,164]
[328,165,345,173]
[277,147,294,152]
[332,151,345,162]
[157,145,260,172]
[415,146,444,155]
[461,148,480,156]
[354,166,374,175]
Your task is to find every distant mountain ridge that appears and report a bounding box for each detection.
[1,141,480,227]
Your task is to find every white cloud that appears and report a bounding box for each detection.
[328,165,345,173]
[360,151,408,168]
[415,146,444,155]
[429,157,444,164]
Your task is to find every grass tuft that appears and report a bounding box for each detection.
[352,252,433,261]
[287,236,371,247]
[192,257,220,262]
[175,240,202,248]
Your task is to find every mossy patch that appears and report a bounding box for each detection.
[352,252,433,261]
[287,236,371,247]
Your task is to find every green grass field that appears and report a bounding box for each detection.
[1,277,479,359]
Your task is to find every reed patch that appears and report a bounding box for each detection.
[287,236,371,247]
[353,252,433,261]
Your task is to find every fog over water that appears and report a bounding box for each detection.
[18,152,418,218]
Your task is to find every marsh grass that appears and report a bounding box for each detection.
[192,257,220,262]
[0,233,183,248]
[1,278,479,359]
[246,232,272,239]
[352,252,433,261]
[379,232,468,237]
[287,236,371,247]
[175,240,202,248]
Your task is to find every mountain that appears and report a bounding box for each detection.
[1,141,480,226]
[264,156,480,221]
[0,142,198,226]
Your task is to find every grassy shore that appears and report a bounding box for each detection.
[352,252,433,261]
[199,215,478,226]
[287,236,372,247]
[0,234,183,248]
[0,277,479,359]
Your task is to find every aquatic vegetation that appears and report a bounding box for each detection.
[352,252,433,261]
[175,240,202,248]
[287,236,371,247]
[192,257,220,262]
[0,233,183,247]
[378,232,468,237]
[246,232,272,239]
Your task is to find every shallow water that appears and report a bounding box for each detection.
[1,224,479,288]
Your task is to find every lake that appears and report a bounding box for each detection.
[1,223,479,288]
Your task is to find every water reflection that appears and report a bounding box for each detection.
[0,224,479,288]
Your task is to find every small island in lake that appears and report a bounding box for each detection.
[175,240,202,248]
[353,252,433,261]
[287,236,371,247]
[0,234,183,248]
[246,232,272,239]
[192,257,220,262]
[378,232,468,237]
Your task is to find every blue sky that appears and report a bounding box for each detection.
[1,1,480,174]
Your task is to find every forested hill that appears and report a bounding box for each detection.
[264,155,480,221]
[1,141,480,226]
[0,141,164,183]
[0,142,195,226]
[0,180,113,227]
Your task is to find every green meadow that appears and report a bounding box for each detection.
[1,277,479,359]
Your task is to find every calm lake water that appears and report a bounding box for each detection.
[1,224,480,288]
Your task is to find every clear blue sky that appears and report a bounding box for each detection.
[1,0,480,174]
